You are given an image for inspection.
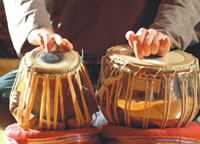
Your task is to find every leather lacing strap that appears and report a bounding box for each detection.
[97,49,200,129]
[143,68,161,128]
[177,70,188,127]
[160,70,176,128]
[185,70,200,126]
[17,70,32,128]
[38,75,66,130]
[14,60,96,130]
[125,67,143,127]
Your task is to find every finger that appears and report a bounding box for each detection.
[62,38,73,50]
[158,36,171,56]
[142,29,156,57]
[150,32,163,55]
[134,40,143,60]
[134,28,148,60]
[53,34,73,51]
[125,30,136,48]
[125,30,133,40]
[36,34,45,47]
[135,28,147,44]
[43,35,55,52]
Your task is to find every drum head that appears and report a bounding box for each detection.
[24,47,81,73]
[107,45,198,71]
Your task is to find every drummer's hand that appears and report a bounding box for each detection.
[27,27,73,52]
[125,28,171,60]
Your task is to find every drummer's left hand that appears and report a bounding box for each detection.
[27,27,73,53]
[125,28,171,60]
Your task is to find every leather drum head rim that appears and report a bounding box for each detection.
[23,47,81,74]
[107,44,199,72]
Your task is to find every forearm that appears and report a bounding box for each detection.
[150,0,200,50]
[3,0,53,57]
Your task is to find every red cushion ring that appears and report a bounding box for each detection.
[100,122,200,144]
[5,123,101,144]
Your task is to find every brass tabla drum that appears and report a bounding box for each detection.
[9,47,98,130]
[97,45,200,128]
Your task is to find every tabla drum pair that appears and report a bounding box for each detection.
[97,44,200,128]
[9,47,98,130]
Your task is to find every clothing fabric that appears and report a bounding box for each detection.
[0,69,18,99]
[3,0,200,63]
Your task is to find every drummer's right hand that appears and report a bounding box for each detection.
[27,27,73,52]
[125,28,171,60]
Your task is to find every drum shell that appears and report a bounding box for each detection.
[9,48,98,130]
[97,45,200,128]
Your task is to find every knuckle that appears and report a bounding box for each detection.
[137,28,146,36]
[143,41,150,49]
[148,28,156,34]
[135,35,142,43]
[139,27,147,34]
[140,27,146,32]
[157,32,162,37]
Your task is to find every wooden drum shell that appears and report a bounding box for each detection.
[9,47,98,130]
[97,45,200,128]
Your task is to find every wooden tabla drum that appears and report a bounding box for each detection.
[9,47,98,130]
[97,44,200,128]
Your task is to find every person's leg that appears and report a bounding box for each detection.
[0,69,18,99]
[0,69,18,129]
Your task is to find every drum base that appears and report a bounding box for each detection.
[100,122,200,144]
[5,123,101,144]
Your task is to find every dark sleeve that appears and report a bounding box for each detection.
[3,0,53,57]
[150,0,200,50]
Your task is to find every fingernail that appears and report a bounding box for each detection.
[68,43,73,50]
[162,36,169,42]
[125,31,133,40]
[136,54,143,60]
